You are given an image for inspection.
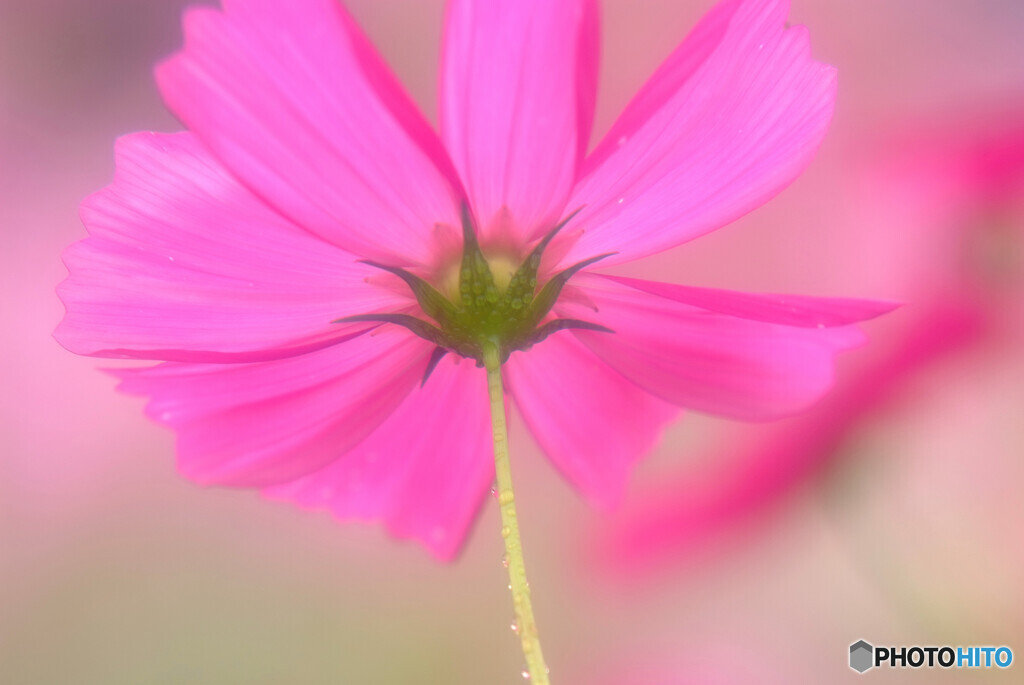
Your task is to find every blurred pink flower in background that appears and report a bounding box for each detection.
[595,110,1024,578]
[55,0,889,560]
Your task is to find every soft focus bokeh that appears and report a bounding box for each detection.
[2,1,1023,683]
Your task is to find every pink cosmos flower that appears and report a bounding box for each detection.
[55,0,891,560]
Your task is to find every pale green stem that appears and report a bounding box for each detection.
[483,341,550,685]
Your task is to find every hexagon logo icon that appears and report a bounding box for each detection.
[850,640,874,673]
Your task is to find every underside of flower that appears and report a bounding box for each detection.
[51,0,900,569]
[337,206,614,381]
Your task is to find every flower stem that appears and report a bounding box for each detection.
[483,341,550,685]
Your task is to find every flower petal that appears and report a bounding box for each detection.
[441,0,599,246]
[113,329,432,486]
[264,356,492,561]
[596,303,987,577]
[55,132,408,363]
[564,0,836,266]
[602,275,899,328]
[504,333,678,508]
[563,275,867,420]
[156,0,463,266]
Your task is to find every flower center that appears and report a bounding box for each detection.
[338,206,613,381]
[482,253,520,293]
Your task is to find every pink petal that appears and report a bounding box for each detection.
[440,0,599,246]
[156,0,463,266]
[562,275,867,420]
[564,0,836,266]
[603,275,899,328]
[113,328,432,487]
[55,132,408,363]
[504,334,678,508]
[598,303,988,577]
[265,355,492,561]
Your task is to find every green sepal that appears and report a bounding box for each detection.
[526,318,613,348]
[503,318,613,359]
[421,346,449,386]
[526,252,615,330]
[334,313,453,349]
[360,260,458,327]
[458,204,500,314]
[504,206,585,312]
